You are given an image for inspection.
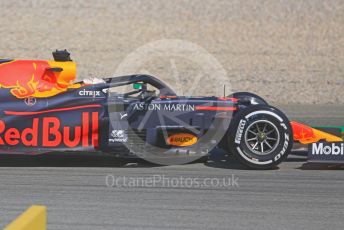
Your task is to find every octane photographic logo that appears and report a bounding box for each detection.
[108,39,231,165]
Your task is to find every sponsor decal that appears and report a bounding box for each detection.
[235,119,246,144]
[109,130,128,143]
[308,142,344,163]
[0,112,99,147]
[24,97,37,106]
[311,142,344,155]
[166,133,198,147]
[133,103,195,111]
[78,89,101,97]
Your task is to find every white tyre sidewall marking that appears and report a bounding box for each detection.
[236,147,273,165]
[245,110,283,122]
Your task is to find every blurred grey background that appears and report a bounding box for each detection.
[0,0,343,104]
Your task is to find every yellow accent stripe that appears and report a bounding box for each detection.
[4,205,46,230]
[312,128,343,143]
[68,83,83,89]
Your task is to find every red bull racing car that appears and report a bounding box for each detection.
[0,50,342,169]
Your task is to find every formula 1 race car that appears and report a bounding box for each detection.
[0,50,342,169]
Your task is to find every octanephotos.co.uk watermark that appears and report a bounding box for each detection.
[105,174,239,188]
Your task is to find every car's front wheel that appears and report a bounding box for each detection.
[228,105,293,169]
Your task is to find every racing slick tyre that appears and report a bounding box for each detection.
[228,105,293,169]
[230,92,268,105]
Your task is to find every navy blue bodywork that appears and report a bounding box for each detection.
[0,75,238,157]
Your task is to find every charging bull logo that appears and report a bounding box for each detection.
[0,60,76,98]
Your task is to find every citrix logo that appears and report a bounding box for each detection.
[79,89,101,96]
[312,142,344,155]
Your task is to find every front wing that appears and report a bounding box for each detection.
[291,121,344,163]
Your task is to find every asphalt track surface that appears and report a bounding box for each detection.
[0,106,343,230]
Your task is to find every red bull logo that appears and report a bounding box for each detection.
[0,112,99,147]
[0,60,77,98]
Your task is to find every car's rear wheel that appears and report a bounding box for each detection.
[228,105,293,169]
